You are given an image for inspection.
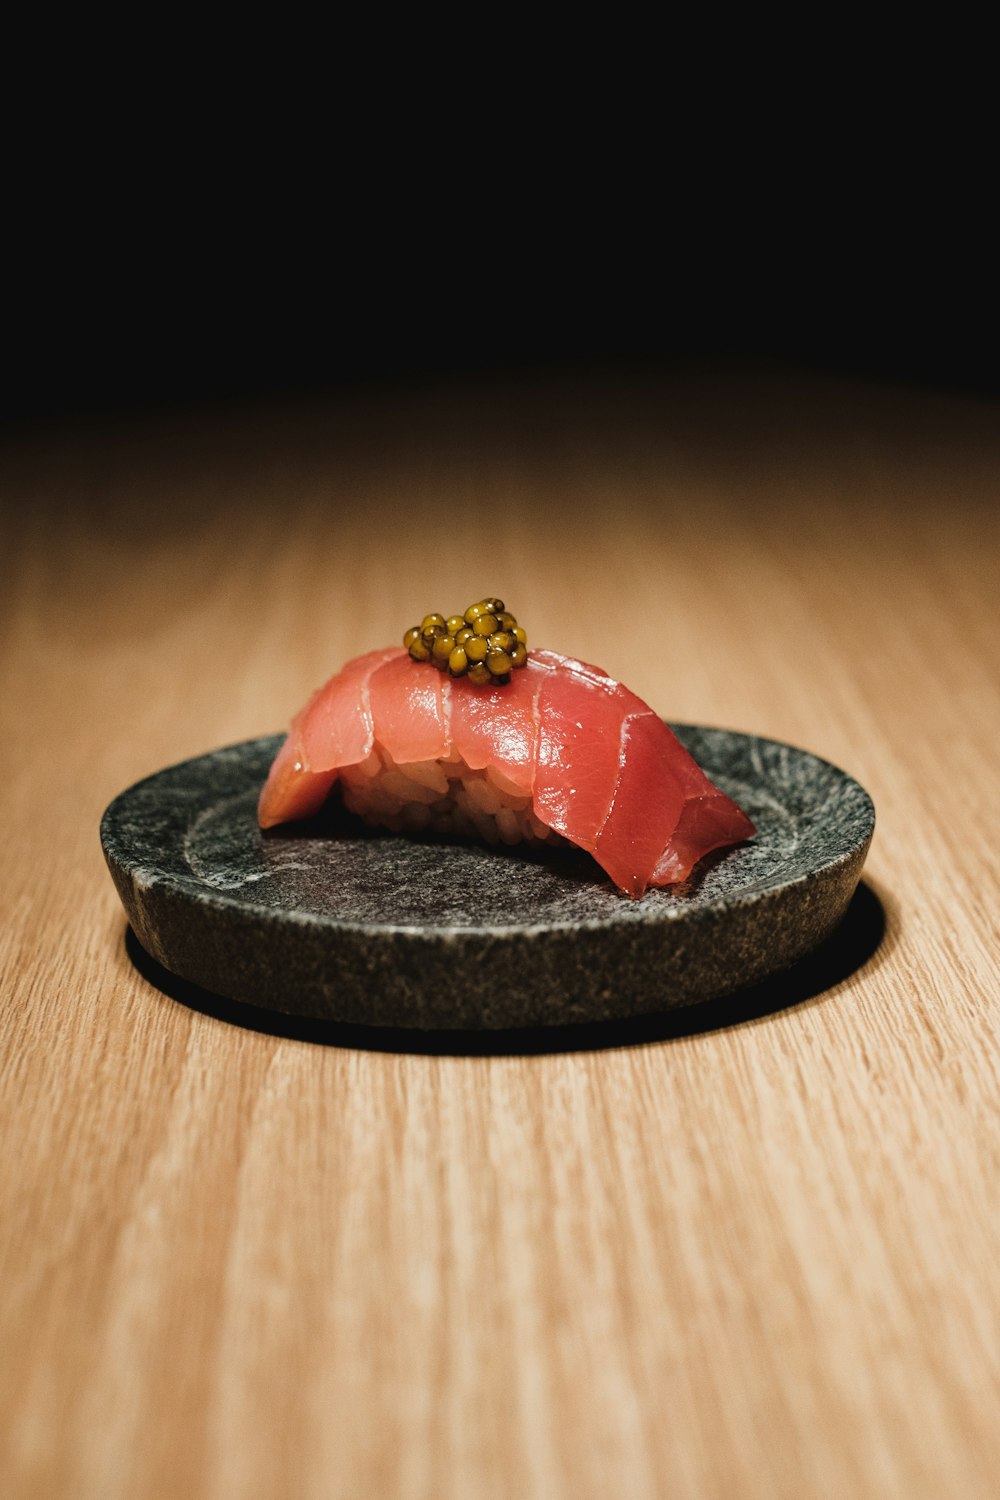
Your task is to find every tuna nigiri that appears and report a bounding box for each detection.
[259,606,754,898]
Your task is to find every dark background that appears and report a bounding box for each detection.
[5,108,996,427]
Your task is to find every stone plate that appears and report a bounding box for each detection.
[101,729,875,1030]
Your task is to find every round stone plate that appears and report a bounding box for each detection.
[101,728,874,1030]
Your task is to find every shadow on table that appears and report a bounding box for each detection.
[124,880,890,1056]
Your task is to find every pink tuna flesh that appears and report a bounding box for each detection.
[447,654,551,794]
[257,732,337,828]
[258,645,754,894]
[297,647,401,772]
[367,652,449,766]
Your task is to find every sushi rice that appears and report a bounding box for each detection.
[339,746,561,847]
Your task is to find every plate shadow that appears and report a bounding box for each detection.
[124,880,888,1056]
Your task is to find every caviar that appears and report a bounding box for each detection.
[403,597,529,685]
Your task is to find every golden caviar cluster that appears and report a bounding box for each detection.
[404,598,528,686]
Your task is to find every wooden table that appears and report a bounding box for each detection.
[2,366,998,1499]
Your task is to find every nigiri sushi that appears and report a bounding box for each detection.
[259,602,754,898]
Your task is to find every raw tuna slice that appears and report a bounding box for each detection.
[258,646,754,896]
[258,647,398,828]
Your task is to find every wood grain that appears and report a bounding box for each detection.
[2,367,999,1499]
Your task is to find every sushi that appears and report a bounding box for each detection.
[258,600,755,898]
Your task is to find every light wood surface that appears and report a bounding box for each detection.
[2,366,998,1499]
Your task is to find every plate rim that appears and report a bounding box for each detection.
[101,725,876,940]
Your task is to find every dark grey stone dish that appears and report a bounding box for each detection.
[101,728,875,1030]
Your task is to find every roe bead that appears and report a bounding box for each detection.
[487,648,513,675]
